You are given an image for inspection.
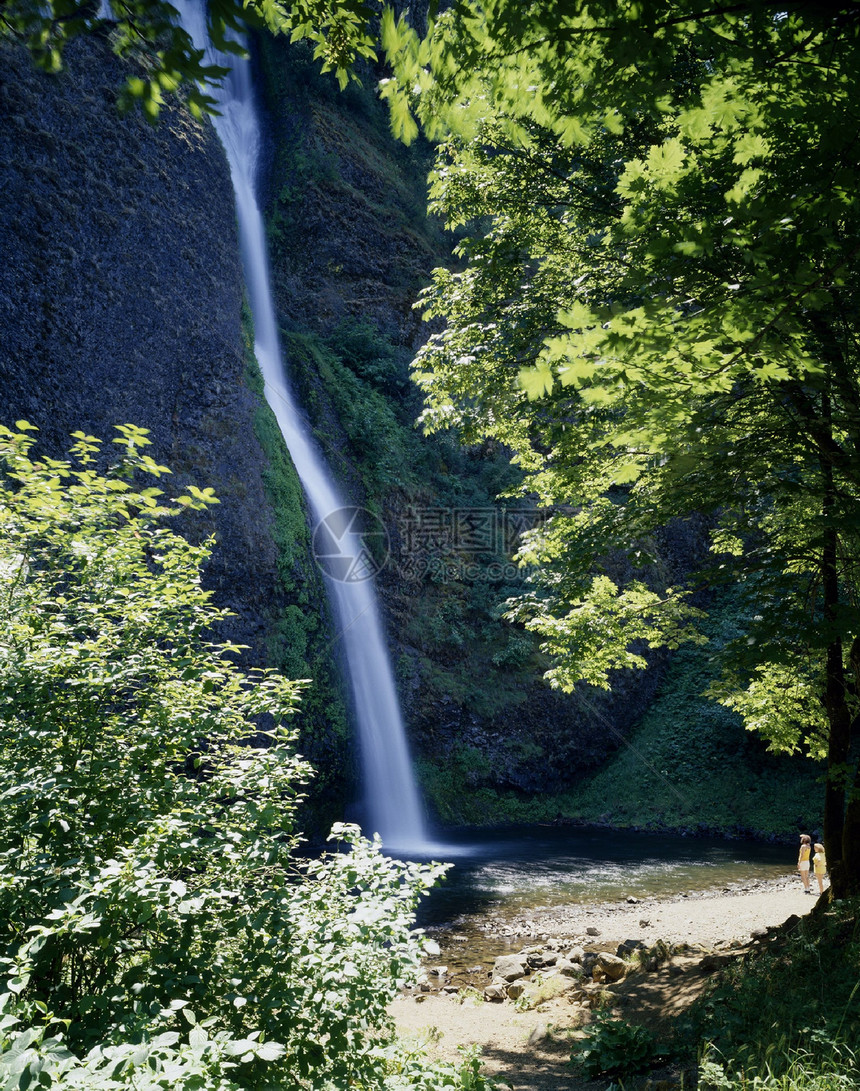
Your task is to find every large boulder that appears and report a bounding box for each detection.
[492,954,529,982]
[593,952,627,982]
[556,958,585,978]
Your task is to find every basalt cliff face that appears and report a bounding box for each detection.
[1,35,269,650]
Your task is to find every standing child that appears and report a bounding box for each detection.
[797,834,812,893]
[813,842,827,896]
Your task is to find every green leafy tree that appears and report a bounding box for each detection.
[391,5,860,893]
[0,422,450,1088]
[1,0,384,118]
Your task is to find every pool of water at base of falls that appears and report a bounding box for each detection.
[402,824,794,931]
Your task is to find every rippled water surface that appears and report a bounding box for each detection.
[410,825,792,928]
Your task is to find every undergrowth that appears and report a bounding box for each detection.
[687,899,860,1087]
[699,1042,859,1091]
[570,1013,670,1079]
[509,588,821,837]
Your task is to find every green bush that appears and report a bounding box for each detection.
[569,1014,667,1078]
[0,422,474,1090]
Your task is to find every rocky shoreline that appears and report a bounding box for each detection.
[411,873,814,996]
[392,875,824,1089]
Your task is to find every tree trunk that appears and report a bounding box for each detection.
[822,623,851,895]
[841,764,860,896]
[819,392,853,896]
[841,640,860,895]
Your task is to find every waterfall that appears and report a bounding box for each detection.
[175,3,432,855]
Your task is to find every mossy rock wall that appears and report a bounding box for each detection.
[253,36,718,825]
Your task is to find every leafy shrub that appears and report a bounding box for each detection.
[0,422,466,1090]
[327,316,410,399]
[569,1014,665,1078]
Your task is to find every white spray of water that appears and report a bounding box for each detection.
[175,2,435,855]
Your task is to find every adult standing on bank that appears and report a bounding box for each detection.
[797,834,812,893]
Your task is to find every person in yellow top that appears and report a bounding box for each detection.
[797,833,812,893]
[813,842,827,896]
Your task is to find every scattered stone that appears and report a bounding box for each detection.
[750,928,769,941]
[506,982,526,1000]
[565,945,585,963]
[639,919,651,928]
[423,939,442,957]
[442,985,460,994]
[586,926,601,936]
[428,966,448,977]
[616,939,646,957]
[484,983,507,1002]
[585,988,610,1009]
[527,1023,548,1046]
[626,896,640,903]
[557,959,585,978]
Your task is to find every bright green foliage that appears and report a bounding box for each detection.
[545,586,820,837]
[0,0,382,118]
[698,1045,860,1091]
[711,662,829,761]
[507,576,707,693]
[0,422,452,1089]
[390,2,860,888]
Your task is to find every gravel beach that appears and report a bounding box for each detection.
[392,874,825,1091]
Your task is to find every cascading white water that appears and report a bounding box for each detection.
[176,3,431,855]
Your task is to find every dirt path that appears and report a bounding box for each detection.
[392,876,822,1090]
